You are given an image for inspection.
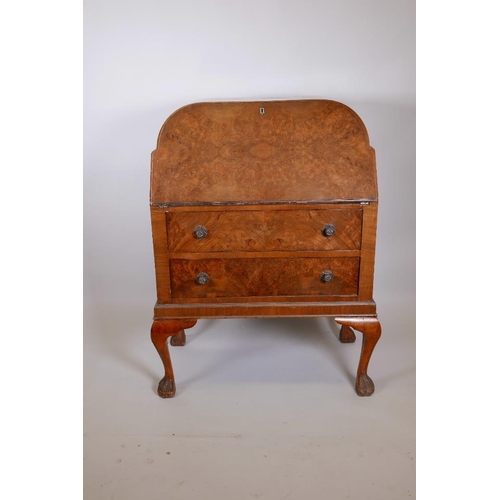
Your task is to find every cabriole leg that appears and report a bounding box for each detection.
[334,317,382,397]
[151,319,197,398]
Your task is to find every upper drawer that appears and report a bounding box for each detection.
[167,209,362,253]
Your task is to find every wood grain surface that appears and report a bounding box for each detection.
[151,100,377,204]
[167,208,362,252]
[170,257,359,299]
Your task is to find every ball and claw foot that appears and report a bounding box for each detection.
[158,377,176,398]
[355,374,375,397]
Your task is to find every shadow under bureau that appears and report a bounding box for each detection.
[149,99,382,398]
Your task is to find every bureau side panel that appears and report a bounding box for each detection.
[150,207,171,302]
[358,202,378,300]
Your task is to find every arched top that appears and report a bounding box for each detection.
[151,99,377,205]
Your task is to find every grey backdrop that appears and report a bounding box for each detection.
[84,2,415,497]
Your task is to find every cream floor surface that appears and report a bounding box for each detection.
[84,295,415,500]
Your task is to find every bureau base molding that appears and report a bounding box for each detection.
[154,301,377,318]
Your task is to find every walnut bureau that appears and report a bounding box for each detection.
[149,99,382,398]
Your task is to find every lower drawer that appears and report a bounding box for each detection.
[170,257,359,299]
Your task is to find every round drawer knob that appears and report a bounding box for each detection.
[195,272,210,285]
[321,270,334,283]
[322,224,336,237]
[194,225,208,239]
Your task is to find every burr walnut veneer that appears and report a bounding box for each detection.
[150,99,382,398]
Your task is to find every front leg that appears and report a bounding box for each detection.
[334,317,381,396]
[151,319,197,398]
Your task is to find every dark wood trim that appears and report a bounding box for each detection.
[156,200,376,210]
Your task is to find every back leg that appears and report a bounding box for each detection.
[170,329,186,346]
[339,324,356,343]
